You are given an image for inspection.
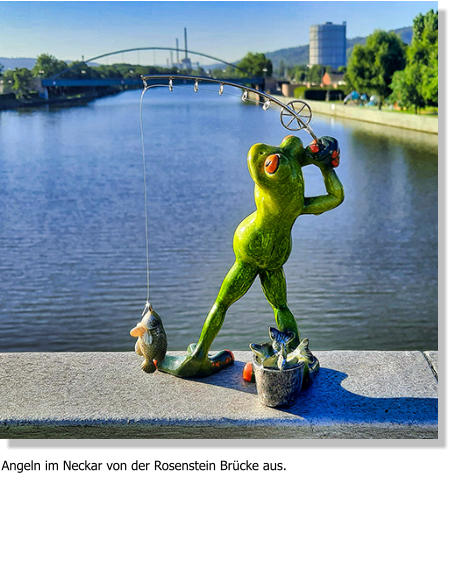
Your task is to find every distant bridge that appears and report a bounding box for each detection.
[82,46,245,71]
[42,77,264,89]
[41,46,265,90]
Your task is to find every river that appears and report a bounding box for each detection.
[0,87,438,352]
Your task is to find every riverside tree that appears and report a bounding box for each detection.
[2,68,34,99]
[346,30,406,108]
[307,64,326,85]
[390,10,438,112]
[32,53,67,77]
[237,52,273,77]
[287,64,309,83]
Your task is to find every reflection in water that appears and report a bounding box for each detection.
[0,88,437,351]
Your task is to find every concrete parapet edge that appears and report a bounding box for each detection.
[0,351,438,439]
[423,351,438,380]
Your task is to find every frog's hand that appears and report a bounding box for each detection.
[301,138,344,216]
[302,136,340,169]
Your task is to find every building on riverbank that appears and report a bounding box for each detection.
[309,21,347,69]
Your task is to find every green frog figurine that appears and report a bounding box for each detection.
[155,134,344,378]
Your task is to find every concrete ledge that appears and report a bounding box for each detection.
[277,96,438,134]
[0,351,438,439]
[424,351,438,380]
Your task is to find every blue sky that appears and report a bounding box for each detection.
[0,1,438,64]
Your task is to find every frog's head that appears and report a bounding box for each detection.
[247,135,306,193]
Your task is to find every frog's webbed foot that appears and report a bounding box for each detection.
[157,345,234,378]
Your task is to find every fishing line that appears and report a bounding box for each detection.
[139,82,167,309]
[138,75,316,310]
[139,85,151,307]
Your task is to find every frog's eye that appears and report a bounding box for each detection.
[264,154,280,175]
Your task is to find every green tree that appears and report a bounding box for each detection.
[346,30,406,108]
[307,64,325,85]
[32,53,67,77]
[287,64,309,83]
[390,10,438,111]
[3,68,34,99]
[64,60,100,79]
[237,52,273,77]
[390,65,424,111]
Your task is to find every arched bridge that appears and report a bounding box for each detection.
[41,47,265,90]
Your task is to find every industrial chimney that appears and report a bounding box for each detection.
[181,27,192,71]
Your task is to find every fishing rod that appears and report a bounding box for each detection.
[140,74,318,141]
[137,73,319,323]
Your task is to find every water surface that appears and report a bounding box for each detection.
[0,88,437,351]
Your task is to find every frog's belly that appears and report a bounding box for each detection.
[233,225,292,269]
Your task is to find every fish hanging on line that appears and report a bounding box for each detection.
[130,303,167,373]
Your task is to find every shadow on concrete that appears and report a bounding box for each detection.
[282,367,438,426]
[191,361,438,426]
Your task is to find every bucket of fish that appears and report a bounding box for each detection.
[253,361,307,408]
[250,328,318,408]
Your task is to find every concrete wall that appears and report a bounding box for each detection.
[278,96,438,134]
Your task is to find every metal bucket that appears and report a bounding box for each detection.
[253,360,307,408]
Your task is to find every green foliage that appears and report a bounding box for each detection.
[2,68,34,99]
[237,52,272,77]
[290,64,330,85]
[64,60,100,79]
[346,30,406,104]
[390,9,438,110]
[390,65,423,111]
[287,65,308,83]
[210,66,237,78]
[31,53,183,81]
[293,86,306,99]
[32,53,67,77]
[306,64,325,85]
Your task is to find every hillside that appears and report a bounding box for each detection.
[0,57,37,70]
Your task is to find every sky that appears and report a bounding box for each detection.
[0,1,438,64]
